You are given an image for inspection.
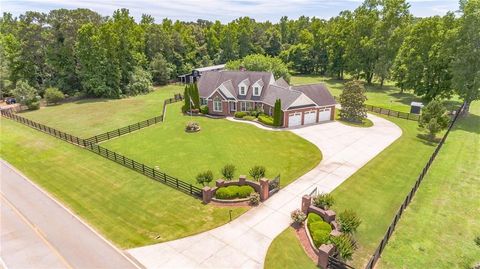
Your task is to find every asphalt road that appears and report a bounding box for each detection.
[0,160,141,269]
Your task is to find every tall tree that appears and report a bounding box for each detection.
[392,14,457,100]
[452,0,480,112]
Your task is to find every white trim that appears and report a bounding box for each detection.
[213,96,222,112]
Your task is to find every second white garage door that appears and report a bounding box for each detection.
[303,110,317,125]
[288,112,302,127]
[319,108,332,122]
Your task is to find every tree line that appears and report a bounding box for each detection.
[0,0,478,108]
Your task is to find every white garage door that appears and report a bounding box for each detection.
[288,112,302,127]
[304,110,317,125]
[319,108,332,122]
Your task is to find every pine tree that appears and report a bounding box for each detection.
[192,83,200,109]
[183,84,191,112]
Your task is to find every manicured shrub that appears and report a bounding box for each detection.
[291,209,307,225]
[200,105,209,114]
[306,212,332,247]
[45,87,65,105]
[249,192,260,206]
[258,114,274,126]
[338,210,361,234]
[249,165,266,181]
[307,212,323,224]
[330,234,356,261]
[220,164,236,181]
[243,115,256,121]
[313,193,335,209]
[215,185,254,199]
[234,111,247,118]
[196,170,213,186]
[312,229,331,247]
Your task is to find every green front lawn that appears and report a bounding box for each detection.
[378,102,480,269]
[102,102,321,186]
[0,117,248,249]
[291,75,461,113]
[20,85,183,138]
[265,227,318,269]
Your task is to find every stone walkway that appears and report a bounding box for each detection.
[128,114,402,269]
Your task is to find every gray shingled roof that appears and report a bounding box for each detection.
[291,84,337,107]
[274,77,290,88]
[198,71,273,100]
[198,71,336,111]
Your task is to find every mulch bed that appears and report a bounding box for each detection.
[293,224,319,265]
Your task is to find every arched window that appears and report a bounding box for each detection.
[213,97,222,112]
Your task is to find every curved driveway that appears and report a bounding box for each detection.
[128,114,402,269]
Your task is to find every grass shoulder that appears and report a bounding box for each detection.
[335,109,374,128]
[264,227,318,269]
[0,117,248,249]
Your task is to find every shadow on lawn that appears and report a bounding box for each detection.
[453,112,480,135]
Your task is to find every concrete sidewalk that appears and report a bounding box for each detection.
[0,161,141,269]
[128,114,402,269]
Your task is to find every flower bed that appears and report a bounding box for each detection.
[185,122,201,132]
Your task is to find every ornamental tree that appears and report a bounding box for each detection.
[339,81,367,122]
[249,166,266,181]
[196,170,213,186]
[220,164,236,181]
[44,87,65,105]
[419,100,450,140]
[273,99,282,126]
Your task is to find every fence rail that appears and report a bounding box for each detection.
[328,256,355,269]
[365,104,421,121]
[364,102,465,269]
[0,108,202,198]
[85,94,183,144]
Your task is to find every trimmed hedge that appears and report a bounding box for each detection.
[307,213,332,247]
[258,114,274,126]
[215,185,255,200]
[234,111,247,118]
[243,115,256,121]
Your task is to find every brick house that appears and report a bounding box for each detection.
[198,71,336,128]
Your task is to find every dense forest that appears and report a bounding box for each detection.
[0,0,478,108]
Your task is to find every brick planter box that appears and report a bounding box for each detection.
[300,195,343,269]
[202,176,271,204]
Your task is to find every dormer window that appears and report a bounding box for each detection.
[253,86,260,96]
[239,86,246,95]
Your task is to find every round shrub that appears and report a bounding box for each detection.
[307,212,323,224]
[45,87,65,105]
[243,115,256,121]
[215,185,254,200]
[200,105,209,114]
[312,229,331,247]
[234,111,247,118]
[258,115,274,126]
[309,220,332,233]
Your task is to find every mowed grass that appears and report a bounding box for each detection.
[291,75,441,113]
[262,115,439,268]
[330,115,441,267]
[264,227,318,269]
[19,85,183,138]
[0,118,248,249]
[102,102,322,186]
[378,102,480,269]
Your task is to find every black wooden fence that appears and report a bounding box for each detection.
[85,94,183,144]
[328,256,355,269]
[364,102,465,269]
[365,104,421,121]
[0,109,202,198]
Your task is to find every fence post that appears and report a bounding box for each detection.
[95,136,98,144]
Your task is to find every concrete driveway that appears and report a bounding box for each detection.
[0,161,141,269]
[128,114,402,269]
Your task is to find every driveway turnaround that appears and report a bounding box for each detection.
[0,161,141,269]
[128,114,402,269]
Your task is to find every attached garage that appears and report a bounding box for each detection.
[303,110,317,125]
[288,112,302,127]
[318,107,332,122]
